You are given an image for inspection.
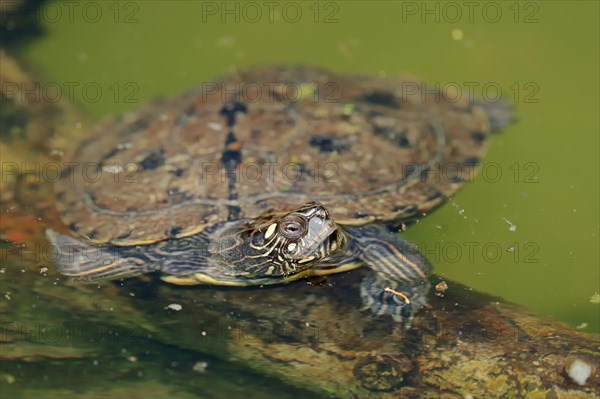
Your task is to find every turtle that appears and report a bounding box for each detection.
[47,66,511,322]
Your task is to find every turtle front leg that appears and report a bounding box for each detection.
[344,224,432,324]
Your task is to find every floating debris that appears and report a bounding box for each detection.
[193,361,208,374]
[576,322,588,330]
[435,281,448,297]
[165,303,183,311]
[451,28,464,41]
[502,217,517,232]
[435,281,448,292]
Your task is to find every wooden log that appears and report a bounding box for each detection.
[106,269,600,398]
[1,237,598,398]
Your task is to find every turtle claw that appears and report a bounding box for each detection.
[360,272,430,327]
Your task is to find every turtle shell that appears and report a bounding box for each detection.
[55,66,498,245]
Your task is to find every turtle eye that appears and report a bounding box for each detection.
[279,215,307,240]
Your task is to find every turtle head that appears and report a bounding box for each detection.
[246,202,346,277]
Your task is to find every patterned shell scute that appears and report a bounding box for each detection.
[55,66,492,245]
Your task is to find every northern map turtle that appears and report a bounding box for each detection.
[47,66,511,321]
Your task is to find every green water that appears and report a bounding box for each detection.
[4,0,599,396]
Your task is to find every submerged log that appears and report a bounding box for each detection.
[1,236,598,398]
[135,270,599,398]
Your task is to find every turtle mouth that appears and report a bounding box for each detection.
[325,228,346,255]
[298,218,337,253]
[308,226,346,260]
[288,218,345,262]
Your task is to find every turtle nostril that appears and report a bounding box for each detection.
[315,209,328,219]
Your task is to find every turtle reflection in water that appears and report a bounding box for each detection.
[47,66,511,323]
